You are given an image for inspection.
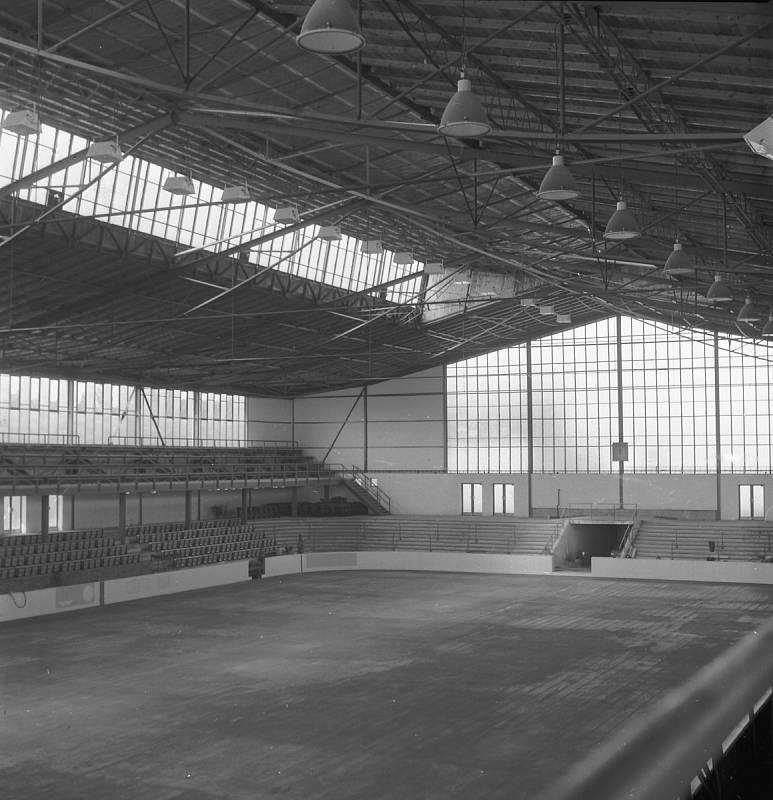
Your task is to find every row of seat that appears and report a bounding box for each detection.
[126,519,237,538]
[148,536,276,556]
[0,552,141,580]
[134,525,269,544]
[1,443,333,493]
[1,537,112,557]
[0,528,105,553]
[173,550,262,569]
[1,545,128,568]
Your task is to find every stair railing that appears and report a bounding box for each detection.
[618,510,641,558]
[345,466,391,513]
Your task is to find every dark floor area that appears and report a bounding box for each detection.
[2,572,773,800]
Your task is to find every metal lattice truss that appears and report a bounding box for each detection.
[0,1,770,396]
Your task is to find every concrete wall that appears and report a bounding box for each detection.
[264,550,553,578]
[103,560,249,604]
[246,396,292,443]
[0,581,100,623]
[0,562,250,623]
[592,556,773,585]
[290,368,445,471]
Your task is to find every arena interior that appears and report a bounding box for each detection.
[0,3,772,799]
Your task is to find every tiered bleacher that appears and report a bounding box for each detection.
[1,510,565,590]
[129,520,281,570]
[631,519,773,562]
[0,442,330,492]
[0,529,141,581]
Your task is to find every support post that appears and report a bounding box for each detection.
[526,340,534,517]
[118,493,127,543]
[714,329,722,520]
[241,487,249,524]
[184,490,193,528]
[40,495,49,537]
[616,315,625,510]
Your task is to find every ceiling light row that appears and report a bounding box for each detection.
[705,277,773,335]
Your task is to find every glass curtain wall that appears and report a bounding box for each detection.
[0,374,246,446]
[448,316,773,474]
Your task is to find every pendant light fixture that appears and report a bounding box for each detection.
[664,239,693,277]
[706,196,733,304]
[664,166,691,276]
[537,13,578,201]
[538,152,579,200]
[604,96,640,240]
[296,0,365,55]
[604,199,641,240]
[706,274,732,303]
[437,0,490,139]
[2,107,41,136]
[437,73,490,139]
[737,294,762,323]
[163,174,196,195]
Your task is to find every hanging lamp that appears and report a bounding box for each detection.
[706,274,733,303]
[88,139,123,164]
[537,152,579,201]
[604,200,640,240]
[737,294,762,323]
[221,185,251,203]
[706,197,735,304]
[537,16,578,201]
[163,174,196,195]
[664,165,691,276]
[2,107,41,136]
[437,73,491,138]
[664,239,693,278]
[296,0,365,55]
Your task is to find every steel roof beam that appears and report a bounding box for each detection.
[562,2,773,260]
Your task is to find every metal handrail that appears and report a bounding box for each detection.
[618,509,641,558]
[539,615,773,800]
[105,436,299,448]
[0,432,81,444]
[0,461,338,492]
[343,465,391,513]
[558,502,638,520]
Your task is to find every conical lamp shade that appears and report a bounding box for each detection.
[604,200,640,240]
[296,0,365,54]
[706,274,732,303]
[762,313,773,337]
[537,154,579,200]
[664,241,693,277]
[437,77,491,138]
[737,296,762,323]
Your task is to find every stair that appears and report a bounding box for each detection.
[343,471,390,515]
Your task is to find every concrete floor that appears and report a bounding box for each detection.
[2,572,773,800]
